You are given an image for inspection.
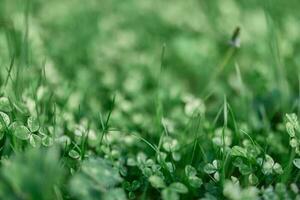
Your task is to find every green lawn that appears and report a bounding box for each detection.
[0,0,300,199]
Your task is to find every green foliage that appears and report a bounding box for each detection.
[285,114,300,155]
[0,147,64,200]
[223,180,259,200]
[162,182,188,200]
[0,0,300,199]
[11,123,30,140]
[149,175,166,189]
[69,157,126,200]
[27,116,39,132]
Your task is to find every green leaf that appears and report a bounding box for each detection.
[166,162,175,173]
[29,134,42,148]
[123,181,131,191]
[142,167,152,177]
[0,111,10,132]
[27,116,39,132]
[286,113,299,131]
[0,112,10,139]
[0,97,12,112]
[157,152,167,164]
[145,159,154,166]
[213,172,220,181]
[233,157,244,167]
[149,175,166,189]
[273,163,283,174]
[126,158,136,166]
[42,136,54,147]
[248,174,258,185]
[128,191,135,199]
[212,160,221,169]
[136,153,147,164]
[231,146,248,158]
[162,188,179,200]
[69,158,124,200]
[286,122,295,137]
[12,124,30,140]
[290,138,298,148]
[69,149,81,159]
[238,163,252,175]
[131,180,140,191]
[262,155,275,175]
[188,176,203,188]
[172,152,181,161]
[293,159,300,169]
[56,135,71,146]
[169,182,188,194]
[162,137,179,152]
[185,165,197,177]
[203,163,217,174]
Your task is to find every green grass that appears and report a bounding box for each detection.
[0,0,300,199]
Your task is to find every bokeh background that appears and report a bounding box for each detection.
[1,0,300,114]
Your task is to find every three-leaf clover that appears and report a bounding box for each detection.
[204,160,221,181]
[123,180,140,199]
[185,165,203,188]
[10,122,30,140]
[258,155,283,175]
